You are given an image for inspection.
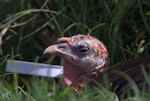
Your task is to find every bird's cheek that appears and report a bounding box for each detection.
[65,55,78,65]
[71,55,78,61]
[79,58,95,71]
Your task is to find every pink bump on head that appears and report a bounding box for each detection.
[57,37,74,46]
[97,41,108,57]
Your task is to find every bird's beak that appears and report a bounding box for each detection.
[43,42,70,55]
[43,37,77,61]
[43,44,57,54]
[44,36,73,55]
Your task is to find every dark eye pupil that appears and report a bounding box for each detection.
[79,47,88,53]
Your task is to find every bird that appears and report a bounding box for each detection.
[44,34,150,95]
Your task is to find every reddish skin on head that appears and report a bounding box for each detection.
[44,34,109,91]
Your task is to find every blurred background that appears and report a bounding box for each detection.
[0,0,150,100]
[0,0,150,73]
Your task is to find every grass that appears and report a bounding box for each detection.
[0,73,150,101]
[0,0,150,100]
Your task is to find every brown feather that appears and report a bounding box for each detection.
[95,54,150,95]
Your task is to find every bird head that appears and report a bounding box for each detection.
[44,34,109,91]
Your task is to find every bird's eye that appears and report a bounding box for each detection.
[79,46,89,53]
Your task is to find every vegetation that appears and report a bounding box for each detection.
[0,0,150,100]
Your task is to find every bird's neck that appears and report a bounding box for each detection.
[64,60,109,91]
[64,60,85,87]
[72,66,108,91]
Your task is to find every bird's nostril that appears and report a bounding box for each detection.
[57,43,68,48]
[56,43,70,52]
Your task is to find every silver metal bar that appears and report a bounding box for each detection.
[6,60,63,78]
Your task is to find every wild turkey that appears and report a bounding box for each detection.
[44,34,150,95]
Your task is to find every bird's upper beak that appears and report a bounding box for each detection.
[44,42,70,55]
[43,37,76,61]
